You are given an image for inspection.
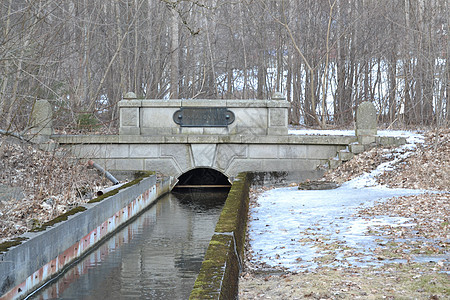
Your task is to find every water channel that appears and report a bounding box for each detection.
[30,189,229,299]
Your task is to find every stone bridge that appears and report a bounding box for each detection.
[39,95,405,183]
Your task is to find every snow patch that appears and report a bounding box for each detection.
[248,185,424,272]
[287,128,425,145]
[247,131,438,272]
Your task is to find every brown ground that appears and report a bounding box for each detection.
[0,137,109,243]
[240,129,449,299]
[323,130,450,191]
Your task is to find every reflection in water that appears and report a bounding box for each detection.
[31,190,228,300]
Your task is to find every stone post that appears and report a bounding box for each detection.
[271,92,285,101]
[119,92,141,135]
[355,101,377,145]
[268,92,289,135]
[30,100,53,142]
[123,92,137,100]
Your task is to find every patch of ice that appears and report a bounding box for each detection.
[346,217,415,236]
[376,130,425,145]
[287,129,425,144]
[248,185,424,272]
[247,130,431,272]
[344,132,424,188]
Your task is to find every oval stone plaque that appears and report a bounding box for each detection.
[173,107,235,127]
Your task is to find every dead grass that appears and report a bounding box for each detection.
[240,264,449,299]
[0,137,109,243]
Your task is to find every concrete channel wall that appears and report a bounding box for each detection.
[0,175,172,300]
[190,172,253,299]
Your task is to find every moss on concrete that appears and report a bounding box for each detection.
[190,234,237,299]
[0,237,28,254]
[29,172,155,233]
[214,172,252,259]
[30,206,87,232]
[189,172,252,300]
[87,171,155,204]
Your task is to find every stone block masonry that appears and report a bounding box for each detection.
[119,98,290,136]
[50,97,406,181]
[355,101,377,139]
[54,134,355,180]
[29,100,53,144]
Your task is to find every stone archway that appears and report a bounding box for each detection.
[176,168,231,187]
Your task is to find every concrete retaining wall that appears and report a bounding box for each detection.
[0,175,172,300]
[190,172,252,299]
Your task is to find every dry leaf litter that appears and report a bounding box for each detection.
[0,137,110,243]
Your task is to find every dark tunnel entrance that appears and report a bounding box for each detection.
[175,168,231,188]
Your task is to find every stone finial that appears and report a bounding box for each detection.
[271,92,286,100]
[30,100,53,136]
[124,92,137,100]
[355,101,377,138]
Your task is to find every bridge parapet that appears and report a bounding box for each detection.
[51,100,407,181]
[119,97,290,136]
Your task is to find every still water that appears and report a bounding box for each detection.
[30,189,228,300]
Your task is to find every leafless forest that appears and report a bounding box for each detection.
[0,0,448,133]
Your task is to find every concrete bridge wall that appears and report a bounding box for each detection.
[119,99,289,136]
[48,99,401,180]
[53,98,361,179]
[53,134,357,180]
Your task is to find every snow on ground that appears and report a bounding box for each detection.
[288,128,424,144]
[248,184,425,272]
[247,131,445,272]
[288,128,355,136]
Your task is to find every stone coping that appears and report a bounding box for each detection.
[52,134,358,145]
[118,99,290,108]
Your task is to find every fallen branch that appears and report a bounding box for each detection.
[0,129,29,142]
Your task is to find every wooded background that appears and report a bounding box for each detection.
[0,0,448,133]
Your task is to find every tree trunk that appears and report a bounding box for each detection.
[0,0,12,120]
[205,13,218,98]
[170,6,179,99]
[257,54,267,99]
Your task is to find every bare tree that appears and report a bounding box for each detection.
[0,0,447,133]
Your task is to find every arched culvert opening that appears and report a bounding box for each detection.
[175,168,231,188]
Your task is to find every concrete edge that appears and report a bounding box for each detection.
[119,99,290,108]
[189,172,252,300]
[0,175,173,300]
[52,134,357,145]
